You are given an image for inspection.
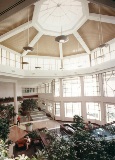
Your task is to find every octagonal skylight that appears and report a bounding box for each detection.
[37,0,84,34]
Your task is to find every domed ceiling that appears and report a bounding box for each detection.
[0,0,115,58]
[37,0,85,34]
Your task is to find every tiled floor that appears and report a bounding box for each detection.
[9,120,60,142]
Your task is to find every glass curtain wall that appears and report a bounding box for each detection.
[106,104,115,123]
[64,102,81,118]
[91,43,115,66]
[63,78,81,97]
[23,57,61,70]
[54,79,60,97]
[0,48,21,68]
[86,102,101,120]
[103,71,115,97]
[55,102,60,116]
[63,54,90,70]
[84,75,100,96]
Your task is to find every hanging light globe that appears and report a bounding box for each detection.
[55,35,69,43]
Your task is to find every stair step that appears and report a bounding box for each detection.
[31,111,44,114]
[32,115,47,119]
[32,117,49,121]
[31,113,44,115]
[31,114,45,117]
[30,111,41,114]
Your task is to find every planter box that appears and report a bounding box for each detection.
[25,124,33,132]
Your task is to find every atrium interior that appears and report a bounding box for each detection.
[0,0,115,125]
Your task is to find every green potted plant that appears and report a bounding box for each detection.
[0,118,10,142]
[19,99,38,119]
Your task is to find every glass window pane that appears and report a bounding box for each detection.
[106,104,115,123]
[54,79,60,97]
[65,102,81,118]
[84,75,100,96]
[55,102,60,116]
[63,78,81,97]
[86,102,101,120]
[103,71,115,97]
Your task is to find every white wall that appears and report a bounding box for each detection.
[0,82,22,98]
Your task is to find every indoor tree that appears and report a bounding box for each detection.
[45,133,77,160]
[19,99,38,118]
[0,104,16,123]
[0,118,10,141]
[72,115,85,129]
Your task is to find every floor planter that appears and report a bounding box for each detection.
[25,123,33,132]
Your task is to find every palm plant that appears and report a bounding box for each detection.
[0,139,8,160]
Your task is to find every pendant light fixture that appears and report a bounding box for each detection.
[55,27,69,43]
[98,5,109,48]
[23,8,34,52]
[35,41,41,69]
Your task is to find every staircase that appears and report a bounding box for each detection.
[30,109,49,121]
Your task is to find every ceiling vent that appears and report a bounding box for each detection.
[0,0,26,16]
[0,0,39,22]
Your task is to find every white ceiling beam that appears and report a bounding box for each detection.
[59,43,63,68]
[88,13,115,24]
[33,23,44,33]
[21,32,43,57]
[73,32,91,54]
[0,21,32,42]
[32,1,46,24]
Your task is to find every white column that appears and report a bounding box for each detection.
[52,101,55,119]
[14,83,18,124]
[80,76,87,122]
[60,78,64,121]
[99,73,106,125]
[52,80,55,97]
[45,84,46,93]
